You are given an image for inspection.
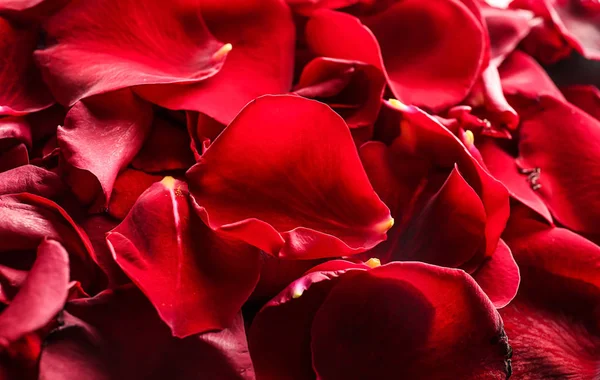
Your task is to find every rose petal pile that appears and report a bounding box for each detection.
[1,0,599,379]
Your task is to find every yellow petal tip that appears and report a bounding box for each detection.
[161,176,176,189]
[388,98,409,112]
[375,217,394,233]
[212,43,232,61]
[464,130,475,148]
[365,258,381,268]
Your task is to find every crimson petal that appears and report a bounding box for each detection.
[58,90,153,211]
[107,178,261,337]
[561,84,600,121]
[0,239,69,346]
[187,95,393,259]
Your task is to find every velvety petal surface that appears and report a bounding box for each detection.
[562,84,600,121]
[136,0,296,125]
[187,95,393,259]
[35,0,230,105]
[310,262,512,379]
[58,90,153,211]
[0,18,54,116]
[107,178,261,337]
[0,239,69,346]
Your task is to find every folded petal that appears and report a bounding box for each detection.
[499,51,564,100]
[35,0,230,105]
[107,178,261,337]
[501,205,600,378]
[516,95,600,238]
[483,5,535,65]
[294,58,385,128]
[0,18,53,116]
[58,90,153,211]
[310,262,511,379]
[0,239,69,346]
[136,0,295,125]
[187,95,392,259]
[363,0,487,110]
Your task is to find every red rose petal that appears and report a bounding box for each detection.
[58,90,153,211]
[131,117,196,173]
[0,165,65,200]
[0,239,69,346]
[310,262,511,379]
[483,5,535,65]
[136,0,295,125]
[478,138,553,223]
[294,57,385,128]
[107,169,162,220]
[187,95,393,259]
[0,143,28,173]
[501,205,600,378]
[249,261,367,379]
[363,0,486,110]
[107,178,261,337]
[35,0,229,106]
[472,239,520,308]
[499,51,564,100]
[0,18,54,116]
[561,84,600,121]
[516,95,600,238]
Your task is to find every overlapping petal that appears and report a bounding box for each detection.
[187,95,393,259]
[107,178,261,337]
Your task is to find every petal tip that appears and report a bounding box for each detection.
[387,98,409,112]
[212,43,233,61]
[365,258,381,268]
[374,217,394,233]
[161,176,176,189]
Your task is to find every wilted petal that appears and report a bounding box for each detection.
[187,95,392,259]
[58,90,153,211]
[107,178,261,337]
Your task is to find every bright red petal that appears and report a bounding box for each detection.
[107,178,261,337]
[187,95,392,259]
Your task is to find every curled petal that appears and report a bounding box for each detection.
[0,239,69,346]
[58,90,153,211]
[107,178,261,337]
[472,239,520,308]
[187,95,392,259]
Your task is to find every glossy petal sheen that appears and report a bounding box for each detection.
[363,0,487,110]
[187,95,392,259]
[309,262,511,379]
[136,0,295,125]
[35,0,229,105]
[0,18,54,116]
[0,239,69,346]
[107,179,261,337]
[517,95,600,237]
[58,90,153,211]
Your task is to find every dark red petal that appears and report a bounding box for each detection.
[0,116,32,150]
[472,239,520,308]
[58,90,153,211]
[294,57,385,128]
[0,265,27,304]
[499,51,564,100]
[35,0,229,106]
[40,286,255,379]
[107,169,162,220]
[285,0,363,14]
[187,95,392,259]
[131,117,195,173]
[561,84,600,121]
[0,239,68,346]
[311,262,511,379]
[249,261,366,379]
[501,205,600,379]
[136,0,295,125]
[0,193,98,288]
[0,165,65,200]
[394,166,486,269]
[478,138,553,223]
[516,95,600,238]
[107,178,261,337]
[363,0,486,110]
[252,255,325,300]
[0,18,53,116]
